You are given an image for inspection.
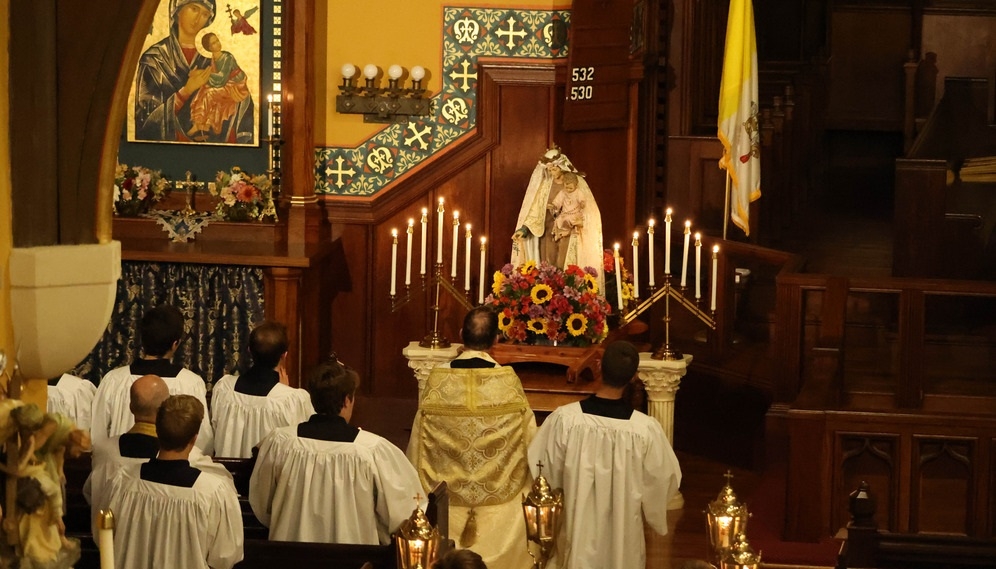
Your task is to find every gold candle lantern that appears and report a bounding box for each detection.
[522,463,564,569]
[706,471,750,559]
[395,503,440,569]
[719,532,762,569]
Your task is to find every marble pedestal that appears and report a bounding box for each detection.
[402,341,462,396]
[637,352,693,510]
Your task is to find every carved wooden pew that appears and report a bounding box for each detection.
[836,482,996,569]
[62,454,450,569]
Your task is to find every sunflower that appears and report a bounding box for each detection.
[520,260,537,275]
[492,271,505,295]
[583,273,599,294]
[498,311,514,332]
[531,283,553,304]
[527,318,548,335]
[566,313,588,336]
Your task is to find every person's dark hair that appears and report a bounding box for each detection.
[601,341,639,388]
[156,395,203,451]
[141,305,185,358]
[249,320,288,369]
[432,549,488,569]
[307,356,359,415]
[461,306,498,350]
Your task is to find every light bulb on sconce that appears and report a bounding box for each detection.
[341,63,356,80]
[388,64,404,80]
[362,64,379,87]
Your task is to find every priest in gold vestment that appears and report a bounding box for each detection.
[407,307,536,569]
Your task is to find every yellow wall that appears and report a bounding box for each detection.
[0,0,15,376]
[317,0,571,147]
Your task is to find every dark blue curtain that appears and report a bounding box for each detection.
[73,261,266,387]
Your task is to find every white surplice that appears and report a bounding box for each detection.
[249,425,424,545]
[210,374,315,458]
[527,402,682,569]
[91,365,215,455]
[99,463,243,569]
[47,374,96,431]
[85,433,232,507]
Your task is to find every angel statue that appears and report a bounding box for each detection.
[512,147,605,291]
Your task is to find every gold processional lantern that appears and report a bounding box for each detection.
[522,462,564,569]
[706,471,750,561]
[719,532,762,569]
[395,502,440,569]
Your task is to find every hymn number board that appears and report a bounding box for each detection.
[562,0,634,131]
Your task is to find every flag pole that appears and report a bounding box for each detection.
[723,171,731,240]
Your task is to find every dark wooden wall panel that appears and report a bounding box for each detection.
[912,436,975,535]
[836,434,900,533]
[664,136,726,234]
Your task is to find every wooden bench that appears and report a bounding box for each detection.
[836,482,996,569]
[63,454,450,569]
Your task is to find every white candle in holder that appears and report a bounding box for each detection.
[390,229,399,297]
[614,243,623,312]
[664,208,673,274]
[680,221,691,287]
[694,233,702,300]
[711,245,720,312]
[451,211,460,278]
[648,219,656,287]
[420,208,428,275]
[405,219,414,286]
[267,94,274,138]
[479,237,487,304]
[464,224,472,291]
[436,199,444,264]
[632,232,640,299]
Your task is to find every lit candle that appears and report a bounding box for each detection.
[390,229,398,297]
[694,232,702,300]
[680,221,691,287]
[479,237,487,304]
[267,94,274,138]
[98,510,115,569]
[613,243,623,312]
[631,232,640,299]
[451,211,460,278]
[420,208,428,275]
[648,219,656,287]
[405,219,414,287]
[664,208,673,274]
[711,245,720,312]
[464,224,472,291]
[436,198,444,264]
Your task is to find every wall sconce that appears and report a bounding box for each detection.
[705,471,750,562]
[395,502,440,569]
[522,462,563,569]
[719,532,762,569]
[337,63,430,124]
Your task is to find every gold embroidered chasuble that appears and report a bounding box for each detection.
[411,366,536,507]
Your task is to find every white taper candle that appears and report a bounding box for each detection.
[680,221,691,287]
[464,224,472,291]
[267,94,274,138]
[648,219,656,287]
[451,211,460,278]
[420,208,428,275]
[694,233,702,299]
[479,237,487,304]
[436,199,444,264]
[664,208,673,274]
[614,243,623,311]
[98,510,115,569]
[390,229,398,297]
[405,219,414,286]
[711,245,719,312]
[632,232,640,299]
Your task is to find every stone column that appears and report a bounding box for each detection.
[402,341,461,396]
[637,352,693,510]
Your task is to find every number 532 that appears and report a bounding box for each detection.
[571,66,595,82]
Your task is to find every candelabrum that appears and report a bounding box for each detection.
[391,261,474,349]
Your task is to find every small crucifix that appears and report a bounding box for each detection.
[181,170,197,217]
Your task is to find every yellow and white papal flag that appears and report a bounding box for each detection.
[718,0,761,236]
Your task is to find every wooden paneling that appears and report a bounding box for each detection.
[665,136,726,235]
[912,436,975,535]
[893,159,948,277]
[836,433,900,533]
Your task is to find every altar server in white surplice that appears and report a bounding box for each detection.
[47,373,96,431]
[528,341,682,569]
[211,320,314,458]
[85,374,231,508]
[91,304,214,455]
[98,395,243,569]
[249,357,424,544]
[407,306,537,569]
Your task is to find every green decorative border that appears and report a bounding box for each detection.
[315,7,570,196]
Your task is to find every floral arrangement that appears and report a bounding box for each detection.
[113,163,170,216]
[602,249,636,310]
[487,261,612,347]
[210,167,277,222]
